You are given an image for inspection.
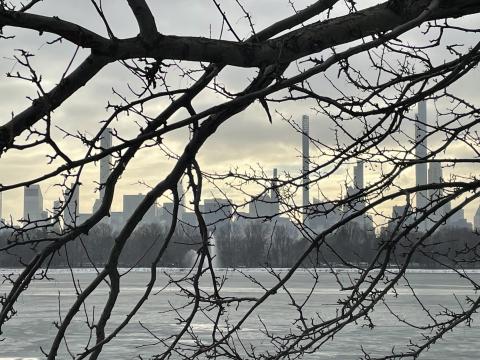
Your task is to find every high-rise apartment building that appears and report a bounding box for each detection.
[93,128,113,213]
[53,200,62,215]
[23,184,44,221]
[177,178,185,221]
[248,168,280,219]
[428,162,443,200]
[100,128,112,200]
[271,168,280,215]
[63,184,79,227]
[474,206,480,231]
[123,194,156,225]
[415,101,428,213]
[51,200,63,231]
[353,160,365,210]
[427,161,449,227]
[353,160,364,190]
[203,198,232,226]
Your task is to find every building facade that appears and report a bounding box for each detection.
[23,185,44,221]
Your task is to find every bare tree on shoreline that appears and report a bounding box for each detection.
[1,0,480,358]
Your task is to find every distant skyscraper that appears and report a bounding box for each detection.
[53,200,62,214]
[203,198,232,226]
[271,168,280,215]
[177,178,185,220]
[388,204,413,232]
[100,128,113,200]
[353,160,365,210]
[302,115,310,219]
[353,160,364,190]
[428,162,443,200]
[447,208,471,230]
[474,206,480,231]
[249,168,280,219]
[93,128,113,213]
[415,101,428,212]
[159,201,176,226]
[23,184,43,221]
[64,184,79,227]
[123,194,156,225]
[52,200,63,231]
[427,161,449,227]
[392,204,409,219]
[271,168,278,199]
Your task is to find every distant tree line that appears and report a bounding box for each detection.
[0,223,199,268]
[0,222,478,269]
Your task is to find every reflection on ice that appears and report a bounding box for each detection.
[1,269,479,359]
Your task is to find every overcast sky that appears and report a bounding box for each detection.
[0,0,479,225]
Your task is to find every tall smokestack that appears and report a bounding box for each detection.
[415,101,428,213]
[100,128,112,199]
[302,115,310,220]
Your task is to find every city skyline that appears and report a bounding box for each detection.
[4,105,477,232]
[0,5,479,227]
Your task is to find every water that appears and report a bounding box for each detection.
[0,268,479,359]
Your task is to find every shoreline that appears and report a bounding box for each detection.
[1,266,480,274]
